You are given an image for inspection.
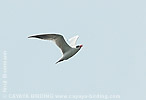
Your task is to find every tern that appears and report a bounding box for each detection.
[28,33,83,64]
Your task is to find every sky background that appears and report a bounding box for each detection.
[0,0,146,100]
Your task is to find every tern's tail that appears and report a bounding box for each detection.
[55,59,64,64]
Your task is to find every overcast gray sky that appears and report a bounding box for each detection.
[0,0,146,100]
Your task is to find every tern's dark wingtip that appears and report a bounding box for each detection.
[55,59,63,64]
[55,62,59,64]
[28,36,33,38]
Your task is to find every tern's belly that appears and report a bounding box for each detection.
[63,49,79,60]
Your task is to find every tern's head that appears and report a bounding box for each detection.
[76,45,83,49]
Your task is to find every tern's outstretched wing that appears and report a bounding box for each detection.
[28,33,72,54]
[68,35,79,48]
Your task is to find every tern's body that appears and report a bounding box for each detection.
[28,33,83,64]
[60,48,80,61]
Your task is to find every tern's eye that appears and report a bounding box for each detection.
[76,45,80,48]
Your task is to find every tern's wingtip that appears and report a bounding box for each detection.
[28,36,36,38]
[28,36,32,38]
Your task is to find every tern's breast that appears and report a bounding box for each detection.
[63,48,80,60]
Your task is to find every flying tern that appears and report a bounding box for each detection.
[28,33,83,64]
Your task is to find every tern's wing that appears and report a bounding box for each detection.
[68,35,79,48]
[28,33,72,54]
